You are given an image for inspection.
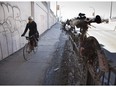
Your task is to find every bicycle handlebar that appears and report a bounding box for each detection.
[76,15,109,29]
[22,34,37,38]
[22,35,36,40]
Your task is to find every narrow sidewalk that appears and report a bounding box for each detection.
[0,22,66,85]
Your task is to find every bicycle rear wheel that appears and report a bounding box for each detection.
[84,36,108,84]
[23,43,33,61]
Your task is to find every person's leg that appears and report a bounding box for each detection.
[33,35,37,47]
[29,32,34,51]
[36,32,39,41]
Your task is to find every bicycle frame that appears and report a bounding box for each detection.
[25,35,37,51]
[22,34,38,61]
[63,15,109,85]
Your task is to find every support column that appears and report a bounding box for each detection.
[47,2,50,29]
[31,1,35,20]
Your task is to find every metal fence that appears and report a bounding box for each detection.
[101,66,116,85]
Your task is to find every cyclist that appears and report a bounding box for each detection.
[21,16,39,50]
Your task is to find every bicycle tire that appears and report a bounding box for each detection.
[33,46,38,53]
[85,36,106,84]
[23,43,33,61]
[32,39,38,53]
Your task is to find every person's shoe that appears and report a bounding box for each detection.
[27,50,32,53]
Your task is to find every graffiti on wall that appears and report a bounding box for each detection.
[0,2,27,60]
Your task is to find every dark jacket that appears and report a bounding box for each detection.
[22,21,39,37]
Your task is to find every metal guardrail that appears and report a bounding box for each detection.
[101,65,116,85]
[68,34,116,85]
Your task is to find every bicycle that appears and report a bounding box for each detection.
[23,34,38,61]
[63,14,109,84]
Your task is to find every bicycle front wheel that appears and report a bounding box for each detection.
[23,43,33,61]
[33,40,39,53]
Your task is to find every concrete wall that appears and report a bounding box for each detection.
[49,9,56,28]
[0,2,56,61]
[34,2,56,35]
